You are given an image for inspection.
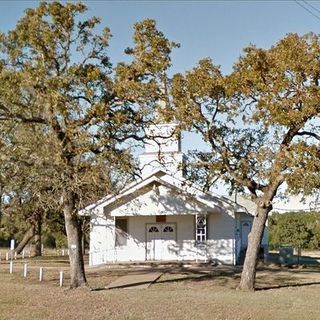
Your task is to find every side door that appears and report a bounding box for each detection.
[240,220,252,248]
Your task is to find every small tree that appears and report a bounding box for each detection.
[172,33,320,290]
[0,3,176,287]
[269,212,320,249]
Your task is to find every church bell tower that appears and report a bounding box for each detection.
[139,81,185,178]
[139,122,184,178]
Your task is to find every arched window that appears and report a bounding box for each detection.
[163,226,174,233]
[148,226,159,233]
[196,215,207,243]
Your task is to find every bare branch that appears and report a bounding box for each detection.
[295,131,320,141]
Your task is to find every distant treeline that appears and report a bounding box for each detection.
[269,211,320,250]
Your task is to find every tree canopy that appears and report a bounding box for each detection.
[0,2,177,287]
[1,1,319,292]
[171,32,320,290]
[269,211,320,249]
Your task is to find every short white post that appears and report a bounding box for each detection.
[6,252,9,261]
[59,271,64,287]
[14,251,17,260]
[62,249,65,256]
[23,263,28,277]
[39,267,44,281]
[9,261,13,274]
[22,250,25,259]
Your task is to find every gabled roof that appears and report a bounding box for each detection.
[79,169,236,216]
[222,194,256,216]
[79,170,167,215]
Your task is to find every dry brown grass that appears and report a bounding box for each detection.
[0,257,320,320]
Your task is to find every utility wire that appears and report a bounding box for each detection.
[273,206,320,212]
[295,0,320,21]
[302,0,320,15]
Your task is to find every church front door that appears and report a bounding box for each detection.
[146,223,176,260]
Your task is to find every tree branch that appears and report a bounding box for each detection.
[295,131,320,141]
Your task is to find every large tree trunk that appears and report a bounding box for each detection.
[0,184,3,230]
[82,224,86,255]
[238,204,271,291]
[34,210,42,256]
[63,191,87,288]
[81,218,89,255]
[15,226,35,254]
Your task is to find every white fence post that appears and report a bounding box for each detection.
[9,261,13,274]
[59,271,64,287]
[6,252,9,261]
[39,267,44,281]
[23,264,28,277]
[22,250,25,259]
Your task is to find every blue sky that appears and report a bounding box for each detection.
[1,1,319,198]
[1,1,319,74]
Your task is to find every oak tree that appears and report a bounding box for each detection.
[0,2,176,287]
[172,33,320,291]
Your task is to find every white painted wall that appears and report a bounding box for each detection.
[89,208,114,266]
[207,212,235,264]
[90,212,235,266]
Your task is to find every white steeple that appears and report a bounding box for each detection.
[139,122,184,178]
[139,83,184,178]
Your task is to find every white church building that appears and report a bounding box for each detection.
[80,121,268,266]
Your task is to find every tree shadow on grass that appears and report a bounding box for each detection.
[268,252,320,266]
[91,273,218,291]
[89,262,320,292]
[91,268,241,291]
[255,281,320,291]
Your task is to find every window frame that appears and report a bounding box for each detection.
[115,217,128,247]
[195,215,207,243]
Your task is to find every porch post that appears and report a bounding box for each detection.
[113,216,116,264]
[195,214,198,263]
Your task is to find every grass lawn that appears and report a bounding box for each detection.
[0,255,320,320]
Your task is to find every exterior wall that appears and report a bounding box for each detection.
[90,212,236,266]
[89,208,115,266]
[206,212,235,264]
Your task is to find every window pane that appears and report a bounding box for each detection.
[195,216,207,243]
[115,218,128,246]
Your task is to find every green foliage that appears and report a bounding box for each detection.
[171,32,320,289]
[172,33,320,200]
[0,4,177,286]
[269,212,320,249]
[0,2,176,213]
